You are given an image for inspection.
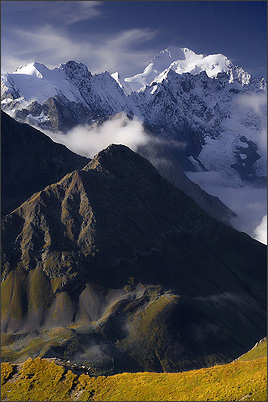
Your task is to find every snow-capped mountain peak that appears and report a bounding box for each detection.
[111,72,123,88]
[1,60,137,130]
[124,46,237,92]
[1,47,266,184]
[12,61,48,78]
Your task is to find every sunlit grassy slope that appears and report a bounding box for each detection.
[237,338,267,362]
[1,340,267,402]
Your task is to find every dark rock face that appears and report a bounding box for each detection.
[231,137,262,182]
[137,139,236,225]
[2,111,235,225]
[1,111,89,215]
[1,144,266,374]
[14,95,95,132]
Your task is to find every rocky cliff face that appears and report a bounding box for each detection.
[130,69,266,178]
[1,61,136,132]
[2,144,266,373]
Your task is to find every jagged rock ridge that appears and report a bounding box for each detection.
[1,47,266,182]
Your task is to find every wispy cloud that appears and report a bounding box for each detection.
[93,29,159,76]
[1,1,103,25]
[3,25,89,71]
[2,25,158,76]
[58,1,103,25]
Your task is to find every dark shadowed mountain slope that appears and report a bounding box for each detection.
[2,111,235,225]
[1,111,89,215]
[137,140,236,225]
[1,145,266,373]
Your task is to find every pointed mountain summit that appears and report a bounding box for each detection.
[1,112,235,223]
[13,61,48,77]
[123,46,237,92]
[2,144,266,373]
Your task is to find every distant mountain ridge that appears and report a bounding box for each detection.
[1,46,267,182]
[122,46,252,92]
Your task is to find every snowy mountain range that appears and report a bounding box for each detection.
[1,46,267,182]
[120,46,253,93]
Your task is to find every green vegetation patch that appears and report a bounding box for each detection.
[139,295,177,336]
[1,333,14,347]
[1,271,15,318]
[28,267,54,310]
[8,269,27,320]
[1,267,28,321]
[2,335,54,363]
[123,294,179,371]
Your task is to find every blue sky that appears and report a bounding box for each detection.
[1,1,267,78]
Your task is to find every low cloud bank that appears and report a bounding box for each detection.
[187,171,267,244]
[254,215,267,245]
[236,91,267,156]
[47,113,185,162]
[236,91,267,115]
[48,114,150,158]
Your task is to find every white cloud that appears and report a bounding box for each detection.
[59,1,103,25]
[254,215,267,244]
[236,91,267,155]
[3,25,88,71]
[2,25,158,77]
[45,113,185,175]
[108,28,157,49]
[236,91,267,115]
[47,114,150,159]
[2,1,103,25]
[187,171,267,244]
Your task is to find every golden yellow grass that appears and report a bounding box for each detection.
[1,356,267,401]
[238,339,267,362]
